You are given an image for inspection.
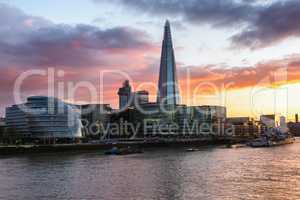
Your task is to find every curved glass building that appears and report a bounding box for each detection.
[5,96,82,138]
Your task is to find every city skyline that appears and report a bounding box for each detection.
[0,1,300,120]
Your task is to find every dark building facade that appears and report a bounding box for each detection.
[118,80,132,110]
[227,117,260,138]
[80,104,112,138]
[288,122,300,136]
[133,90,149,106]
[118,80,150,110]
[0,118,6,143]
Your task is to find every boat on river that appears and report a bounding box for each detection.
[105,146,143,155]
[185,148,200,152]
[248,128,295,148]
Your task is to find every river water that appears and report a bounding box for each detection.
[0,141,300,200]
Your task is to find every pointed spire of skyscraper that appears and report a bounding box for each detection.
[165,19,170,26]
[163,20,172,46]
[157,20,180,105]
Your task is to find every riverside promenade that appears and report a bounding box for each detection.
[0,136,248,155]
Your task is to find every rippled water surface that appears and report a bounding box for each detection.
[1,140,300,200]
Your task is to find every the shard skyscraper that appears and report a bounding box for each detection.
[157,20,180,105]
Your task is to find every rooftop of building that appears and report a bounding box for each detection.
[135,90,149,95]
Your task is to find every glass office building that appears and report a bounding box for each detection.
[157,20,180,105]
[5,96,82,138]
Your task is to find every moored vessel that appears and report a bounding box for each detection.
[105,146,143,155]
[248,128,295,148]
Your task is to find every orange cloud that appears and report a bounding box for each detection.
[3,54,300,116]
[180,55,300,91]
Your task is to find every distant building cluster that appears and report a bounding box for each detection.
[0,21,296,144]
[118,80,149,110]
[288,114,300,136]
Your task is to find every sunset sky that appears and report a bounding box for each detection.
[1,0,300,120]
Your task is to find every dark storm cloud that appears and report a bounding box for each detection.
[0,24,153,67]
[0,3,154,68]
[0,3,158,115]
[98,0,257,27]
[97,0,300,49]
[231,1,300,49]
